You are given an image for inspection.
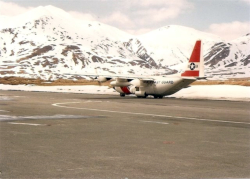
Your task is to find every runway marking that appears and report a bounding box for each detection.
[140,121,169,125]
[52,102,250,125]
[8,122,46,126]
[0,110,9,112]
[0,114,96,121]
[162,105,249,112]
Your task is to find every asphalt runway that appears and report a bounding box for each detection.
[0,90,250,178]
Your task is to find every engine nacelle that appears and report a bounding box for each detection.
[110,81,131,87]
[95,76,111,82]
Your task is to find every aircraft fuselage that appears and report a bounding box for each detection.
[114,76,195,98]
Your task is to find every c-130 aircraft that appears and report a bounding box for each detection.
[83,40,205,98]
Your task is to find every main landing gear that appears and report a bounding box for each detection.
[120,93,163,99]
[137,92,148,98]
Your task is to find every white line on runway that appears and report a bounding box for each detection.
[140,121,169,125]
[52,102,250,125]
[0,110,9,112]
[8,122,46,126]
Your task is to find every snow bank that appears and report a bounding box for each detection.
[169,85,250,101]
[0,84,116,95]
[0,84,249,101]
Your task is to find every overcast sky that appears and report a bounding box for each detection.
[0,0,249,40]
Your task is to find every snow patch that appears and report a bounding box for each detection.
[0,84,249,101]
[169,85,250,101]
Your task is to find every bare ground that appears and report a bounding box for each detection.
[0,77,249,86]
[192,78,250,86]
[0,77,111,86]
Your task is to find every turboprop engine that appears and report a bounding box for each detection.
[130,79,147,97]
[95,76,112,82]
[111,79,133,96]
[110,78,132,87]
[110,81,131,87]
[111,78,147,97]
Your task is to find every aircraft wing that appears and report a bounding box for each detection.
[65,73,155,82]
[138,78,155,81]
[97,74,154,81]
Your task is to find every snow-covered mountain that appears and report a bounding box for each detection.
[138,25,222,66]
[0,5,249,80]
[204,34,250,78]
[138,26,250,78]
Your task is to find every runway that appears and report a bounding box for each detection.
[0,90,250,178]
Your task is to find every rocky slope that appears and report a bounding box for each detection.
[204,34,250,78]
[0,5,249,80]
[138,26,250,78]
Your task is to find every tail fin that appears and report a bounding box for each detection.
[181,40,204,78]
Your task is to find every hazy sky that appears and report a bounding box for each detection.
[1,0,249,40]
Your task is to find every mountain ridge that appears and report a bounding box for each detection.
[0,5,249,80]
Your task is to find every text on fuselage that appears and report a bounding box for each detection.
[143,81,174,85]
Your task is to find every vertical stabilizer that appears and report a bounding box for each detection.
[199,41,204,77]
[181,40,204,78]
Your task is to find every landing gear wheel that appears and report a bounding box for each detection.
[120,93,125,97]
[142,93,148,98]
[153,95,163,99]
[137,93,148,98]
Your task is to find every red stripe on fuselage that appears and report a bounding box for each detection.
[120,87,131,94]
[181,71,199,77]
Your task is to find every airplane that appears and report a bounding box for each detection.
[75,40,205,99]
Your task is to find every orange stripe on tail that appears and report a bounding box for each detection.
[181,40,201,77]
[189,40,201,62]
